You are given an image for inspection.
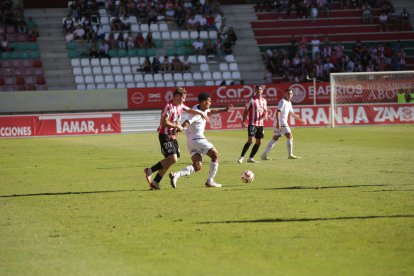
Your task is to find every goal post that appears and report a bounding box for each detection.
[330,71,414,127]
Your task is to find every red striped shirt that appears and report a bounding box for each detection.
[245,96,268,126]
[157,102,190,135]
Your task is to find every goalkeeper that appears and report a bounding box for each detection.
[261,88,305,160]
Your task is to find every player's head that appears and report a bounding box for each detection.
[285,88,294,101]
[254,85,263,96]
[198,92,211,110]
[173,87,187,104]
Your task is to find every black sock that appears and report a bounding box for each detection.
[154,173,162,184]
[151,162,163,173]
[240,143,251,157]
[250,144,260,158]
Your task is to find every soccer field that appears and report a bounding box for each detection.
[1,126,413,275]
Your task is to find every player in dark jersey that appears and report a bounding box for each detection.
[237,85,268,163]
[144,87,207,190]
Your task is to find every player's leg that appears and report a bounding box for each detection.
[286,132,300,159]
[169,153,201,188]
[261,133,281,160]
[238,126,255,163]
[247,126,263,163]
[145,136,180,190]
[205,147,222,187]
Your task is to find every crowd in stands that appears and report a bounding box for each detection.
[63,0,238,74]
[264,34,408,83]
[0,0,39,53]
[259,0,411,83]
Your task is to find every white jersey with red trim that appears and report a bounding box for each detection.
[245,96,267,126]
[185,104,209,140]
[277,98,293,127]
[157,102,190,135]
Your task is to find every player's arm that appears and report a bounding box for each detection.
[241,107,249,128]
[209,104,233,115]
[186,107,207,120]
[276,109,281,130]
[161,115,184,132]
[290,111,306,124]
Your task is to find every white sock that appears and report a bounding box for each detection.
[263,139,276,156]
[207,162,219,183]
[177,165,195,178]
[287,138,293,156]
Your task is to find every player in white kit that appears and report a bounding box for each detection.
[261,88,305,160]
[169,92,232,188]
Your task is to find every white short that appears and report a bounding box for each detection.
[187,138,214,156]
[273,126,291,137]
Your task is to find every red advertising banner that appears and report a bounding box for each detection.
[0,113,121,138]
[127,82,402,110]
[204,103,414,130]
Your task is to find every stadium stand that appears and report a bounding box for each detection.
[0,2,45,91]
[61,0,242,89]
[250,0,414,83]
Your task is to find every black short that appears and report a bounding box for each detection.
[247,125,264,139]
[159,134,180,158]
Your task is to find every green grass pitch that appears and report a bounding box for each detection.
[1,126,413,275]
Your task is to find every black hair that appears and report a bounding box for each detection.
[198,92,211,102]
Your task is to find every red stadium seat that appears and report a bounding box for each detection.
[0,77,5,86]
[33,59,42,68]
[16,76,25,86]
[36,76,46,85]
[26,84,36,91]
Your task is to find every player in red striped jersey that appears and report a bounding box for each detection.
[144,87,207,190]
[237,85,268,163]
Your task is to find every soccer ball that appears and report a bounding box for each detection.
[241,170,254,183]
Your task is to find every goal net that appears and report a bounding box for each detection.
[329,71,414,127]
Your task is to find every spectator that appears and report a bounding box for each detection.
[120,14,131,31]
[92,24,105,41]
[400,8,410,30]
[98,39,110,58]
[171,54,183,72]
[160,56,171,72]
[222,38,233,55]
[192,37,205,55]
[140,57,152,73]
[73,25,85,44]
[89,41,99,58]
[379,11,388,31]
[125,32,134,50]
[361,3,372,24]
[205,38,217,56]
[152,56,161,73]
[63,15,74,34]
[182,55,192,72]
[135,32,145,49]
[144,32,156,48]
[310,35,320,61]
[0,34,12,52]
[227,26,237,46]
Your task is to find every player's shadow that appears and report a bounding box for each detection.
[199,214,414,224]
[264,184,388,190]
[0,189,141,198]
